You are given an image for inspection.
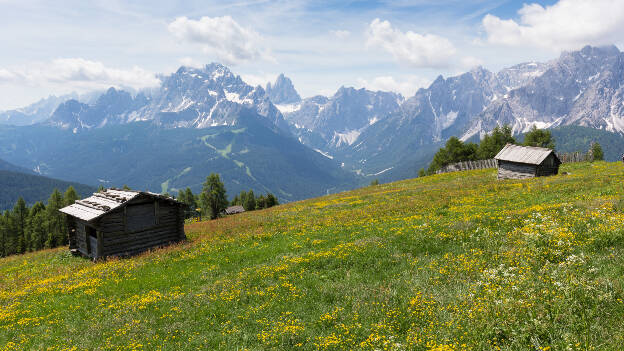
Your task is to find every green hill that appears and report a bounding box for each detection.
[0,170,95,210]
[1,162,624,349]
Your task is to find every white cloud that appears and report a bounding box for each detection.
[0,68,17,82]
[357,75,430,97]
[178,57,203,68]
[0,58,160,90]
[168,16,273,65]
[240,72,278,88]
[366,18,457,68]
[482,0,624,50]
[460,56,484,69]
[330,30,351,39]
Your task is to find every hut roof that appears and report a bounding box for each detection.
[225,205,245,215]
[59,188,181,222]
[494,144,559,165]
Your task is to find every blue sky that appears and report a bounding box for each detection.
[0,0,621,109]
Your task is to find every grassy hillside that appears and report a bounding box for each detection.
[0,170,96,210]
[1,162,624,350]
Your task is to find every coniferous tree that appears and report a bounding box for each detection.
[46,189,65,248]
[199,173,228,220]
[28,202,47,251]
[177,189,187,203]
[266,193,278,208]
[244,190,256,211]
[178,187,198,218]
[63,186,79,207]
[12,198,28,254]
[256,195,267,210]
[0,212,6,257]
[3,210,16,256]
[185,188,197,210]
[231,194,240,206]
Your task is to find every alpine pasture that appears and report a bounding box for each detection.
[1,162,624,350]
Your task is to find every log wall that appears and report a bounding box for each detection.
[497,161,537,180]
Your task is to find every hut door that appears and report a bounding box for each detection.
[86,226,97,255]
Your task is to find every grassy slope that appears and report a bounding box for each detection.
[1,162,624,350]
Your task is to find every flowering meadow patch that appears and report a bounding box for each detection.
[1,162,624,349]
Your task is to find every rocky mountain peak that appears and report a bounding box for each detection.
[266,73,301,104]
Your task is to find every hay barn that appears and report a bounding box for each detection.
[225,205,245,215]
[60,188,186,259]
[495,144,561,180]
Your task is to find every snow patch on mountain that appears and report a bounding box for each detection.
[275,103,301,113]
[332,130,361,147]
[313,149,334,159]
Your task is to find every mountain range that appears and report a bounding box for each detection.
[1,45,623,201]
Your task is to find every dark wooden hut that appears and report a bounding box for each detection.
[60,188,186,259]
[495,144,561,180]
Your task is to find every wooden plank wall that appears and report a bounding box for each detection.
[99,200,184,257]
[497,161,537,180]
[74,221,89,256]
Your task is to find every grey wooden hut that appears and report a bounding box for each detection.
[495,144,561,180]
[60,188,186,259]
[225,205,245,215]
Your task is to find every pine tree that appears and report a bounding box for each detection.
[199,173,228,220]
[3,210,16,256]
[184,187,197,210]
[12,197,28,254]
[266,193,278,208]
[46,189,65,248]
[244,190,256,211]
[63,186,79,207]
[28,202,47,251]
[256,195,267,210]
[0,213,6,257]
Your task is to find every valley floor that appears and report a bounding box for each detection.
[1,162,624,350]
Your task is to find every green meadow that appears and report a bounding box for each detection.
[1,162,624,350]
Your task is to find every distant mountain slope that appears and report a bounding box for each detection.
[0,170,95,210]
[549,125,624,161]
[0,111,358,202]
[283,87,403,155]
[470,45,624,138]
[0,93,81,126]
[0,158,33,174]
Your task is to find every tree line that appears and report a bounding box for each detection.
[0,173,278,258]
[173,173,278,220]
[421,125,603,175]
[0,187,78,257]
